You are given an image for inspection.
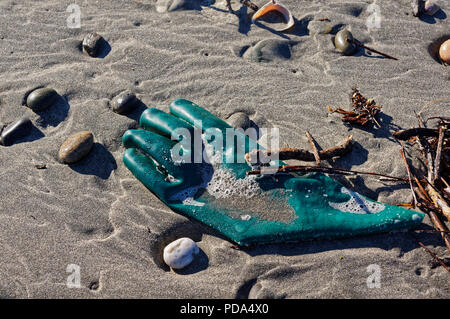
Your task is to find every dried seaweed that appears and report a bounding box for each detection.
[328,87,382,128]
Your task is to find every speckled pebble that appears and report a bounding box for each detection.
[0,117,32,146]
[111,91,138,114]
[82,32,103,57]
[26,88,58,112]
[59,131,94,164]
[439,39,450,64]
[227,112,251,130]
[163,237,199,269]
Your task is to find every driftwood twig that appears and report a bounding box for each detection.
[245,135,353,164]
[305,131,321,166]
[247,164,409,182]
[418,242,450,273]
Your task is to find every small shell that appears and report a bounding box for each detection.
[251,1,295,32]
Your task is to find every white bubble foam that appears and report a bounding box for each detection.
[206,168,260,199]
[328,187,385,214]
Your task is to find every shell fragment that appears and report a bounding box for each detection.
[251,1,295,32]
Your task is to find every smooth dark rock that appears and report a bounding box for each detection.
[334,29,357,56]
[26,88,58,112]
[82,32,103,57]
[59,131,94,164]
[111,91,138,114]
[0,117,32,146]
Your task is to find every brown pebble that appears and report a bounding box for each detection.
[439,39,450,64]
[59,131,94,164]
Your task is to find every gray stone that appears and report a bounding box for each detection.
[59,131,94,164]
[26,88,58,112]
[111,91,138,114]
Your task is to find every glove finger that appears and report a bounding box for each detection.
[123,129,184,178]
[139,107,194,142]
[169,99,231,132]
[123,148,181,200]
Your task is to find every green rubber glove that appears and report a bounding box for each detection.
[122,99,424,246]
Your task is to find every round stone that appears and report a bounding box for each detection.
[227,112,251,130]
[82,32,103,57]
[59,131,94,164]
[334,30,357,56]
[26,88,58,112]
[0,117,32,146]
[439,39,450,64]
[163,237,199,269]
[111,91,137,114]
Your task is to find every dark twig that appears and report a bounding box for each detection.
[245,135,353,164]
[241,0,259,11]
[247,164,409,182]
[226,0,259,12]
[433,125,445,182]
[418,242,450,273]
[393,128,449,140]
[415,229,450,234]
[400,142,418,207]
[305,131,321,166]
[347,38,398,60]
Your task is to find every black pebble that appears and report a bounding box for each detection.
[82,32,103,57]
[0,117,32,146]
[26,87,58,112]
[111,91,138,114]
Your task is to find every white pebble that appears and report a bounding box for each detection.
[163,238,199,269]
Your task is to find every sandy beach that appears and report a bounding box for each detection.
[0,0,449,298]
